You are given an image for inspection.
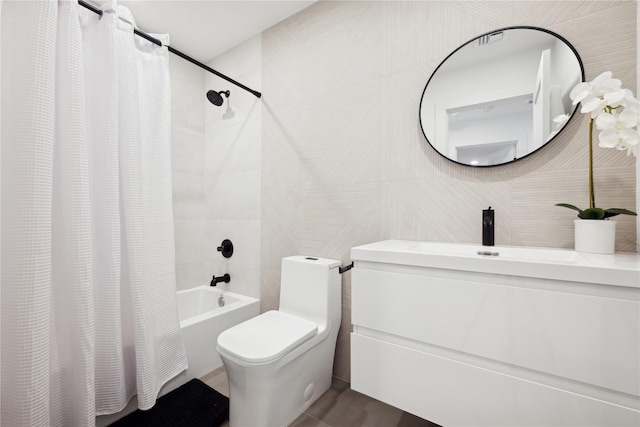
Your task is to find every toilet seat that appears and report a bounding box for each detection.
[217,310,318,364]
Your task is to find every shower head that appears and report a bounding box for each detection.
[206,90,230,106]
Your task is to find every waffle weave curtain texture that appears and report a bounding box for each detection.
[0,1,187,425]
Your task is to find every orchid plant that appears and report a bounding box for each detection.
[555,71,638,220]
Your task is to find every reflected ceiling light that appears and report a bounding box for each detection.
[470,160,479,165]
[475,31,504,47]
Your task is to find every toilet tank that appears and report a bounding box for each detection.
[279,256,341,329]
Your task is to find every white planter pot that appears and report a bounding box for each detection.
[574,219,616,254]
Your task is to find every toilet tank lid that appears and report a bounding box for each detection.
[217,311,318,364]
[285,255,341,269]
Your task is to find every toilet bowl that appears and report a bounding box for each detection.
[217,256,342,427]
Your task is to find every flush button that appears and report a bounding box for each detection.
[305,257,318,261]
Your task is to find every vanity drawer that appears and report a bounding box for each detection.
[352,267,640,396]
[351,333,640,427]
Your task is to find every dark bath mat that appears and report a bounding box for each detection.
[109,378,229,427]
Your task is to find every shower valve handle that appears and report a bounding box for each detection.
[217,239,234,258]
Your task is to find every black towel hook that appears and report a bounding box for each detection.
[339,262,354,274]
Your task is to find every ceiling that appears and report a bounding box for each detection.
[92,1,316,62]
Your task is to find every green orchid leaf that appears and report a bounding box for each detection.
[578,208,605,219]
[555,203,583,213]
[602,211,619,219]
[555,204,636,219]
[604,208,638,217]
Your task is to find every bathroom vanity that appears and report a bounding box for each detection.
[350,240,640,426]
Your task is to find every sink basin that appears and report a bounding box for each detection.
[407,241,579,263]
[351,240,640,288]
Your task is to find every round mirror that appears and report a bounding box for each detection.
[419,26,584,167]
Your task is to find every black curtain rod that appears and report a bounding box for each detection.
[78,0,262,99]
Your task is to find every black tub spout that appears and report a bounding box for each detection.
[210,274,231,286]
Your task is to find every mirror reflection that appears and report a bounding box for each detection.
[419,27,584,167]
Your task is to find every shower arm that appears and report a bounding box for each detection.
[78,0,262,99]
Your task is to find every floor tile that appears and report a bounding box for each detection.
[396,412,441,427]
[308,386,404,427]
[200,366,230,397]
[289,413,332,427]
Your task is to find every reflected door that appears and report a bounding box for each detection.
[532,49,551,150]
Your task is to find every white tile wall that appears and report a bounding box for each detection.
[172,172,205,219]
[171,126,205,175]
[170,54,207,290]
[205,122,261,173]
[170,32,262,295]
[173,219,206,267]
[204,36,262,299]
[205,169,261,220]
[171,56,206,134]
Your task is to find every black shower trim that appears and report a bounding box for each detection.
[217,239,234,258]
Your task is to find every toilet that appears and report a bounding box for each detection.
[217,256,342,427]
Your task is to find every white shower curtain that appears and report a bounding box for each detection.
[1,1,187,425]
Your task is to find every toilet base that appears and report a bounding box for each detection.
[221,338,335,427]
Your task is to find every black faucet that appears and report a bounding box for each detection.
[482,207,494,246]
[210,274,230,286]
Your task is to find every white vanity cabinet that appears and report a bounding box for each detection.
[350,240,640,427]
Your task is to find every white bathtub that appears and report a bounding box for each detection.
[160,286,260,394]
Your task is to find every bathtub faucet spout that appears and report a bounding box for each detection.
[211,274,231,286]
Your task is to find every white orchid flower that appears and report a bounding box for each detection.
[622,90,640,110]
[603,89,627,106]
[595,109,639,131]
[569,70,640,158]
[578,90,619,117]
[621,132,639,156]
[570,71,621,105]
[598,127,638,152]
[556,71,638,223]
[570,71,626,118]
[580,96,607,117]
[621,88,638,105]
[553,113,570,130]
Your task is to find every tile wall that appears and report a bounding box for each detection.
[260,0,638,382]
[171,35,262,298]
[204,36,262,299]
[170,54,207,290]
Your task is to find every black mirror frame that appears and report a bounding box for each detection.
[418,26,585,168]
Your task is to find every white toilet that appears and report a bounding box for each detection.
[217,256,342,427]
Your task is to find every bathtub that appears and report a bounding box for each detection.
[160,285,260,395]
